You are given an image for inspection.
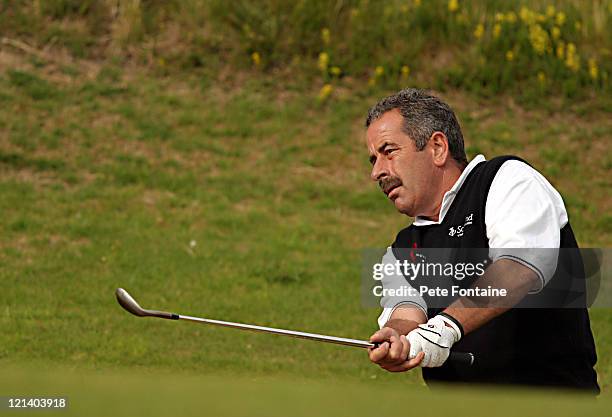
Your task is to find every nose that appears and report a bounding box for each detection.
[370,157,389,182]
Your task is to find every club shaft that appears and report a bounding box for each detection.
[178,315,475,366]
[179,315,372,348]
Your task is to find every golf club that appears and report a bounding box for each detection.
[116,288,475,366]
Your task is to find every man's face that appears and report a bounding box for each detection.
[366,109,438,217]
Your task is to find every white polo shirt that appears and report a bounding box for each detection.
[377,155,569,327]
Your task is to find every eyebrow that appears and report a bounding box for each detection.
[377,141,392,153]
[368,141,393,165]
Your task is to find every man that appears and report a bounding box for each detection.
[365,88,599,392]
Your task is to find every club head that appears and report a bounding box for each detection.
[116,288,148,317]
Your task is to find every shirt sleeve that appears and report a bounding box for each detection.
[376,247,428,329]
[485,160,568,293]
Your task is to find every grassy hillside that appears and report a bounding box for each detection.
[1,1,610,101]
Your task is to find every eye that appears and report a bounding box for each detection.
[384,147,396,156]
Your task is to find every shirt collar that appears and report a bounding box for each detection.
[413,154,487,226]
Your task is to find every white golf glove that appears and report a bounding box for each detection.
[407,314,462,368]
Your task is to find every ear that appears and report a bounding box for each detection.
[429,132,450,167]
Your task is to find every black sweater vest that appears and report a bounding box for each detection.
[391,156,599,392]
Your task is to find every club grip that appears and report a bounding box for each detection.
[449,351,474,366]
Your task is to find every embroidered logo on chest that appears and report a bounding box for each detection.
[448,213,474,237]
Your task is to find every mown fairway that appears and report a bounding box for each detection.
[2,365,612,417]
[0,0,611,412]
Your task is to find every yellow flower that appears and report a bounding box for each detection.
[414,0,422,6]
[506,12,517,23]
[495,12,505,22]
[493,23,502,39]
[448,0,459,13]
[506,50,514,61]
[555,11,566,26]
[330,66,341,77]
[520,6,535,24]
[546,5,555,18]
[251,52,261,67]
[537,71,546,84]
[473,23,484,39]
[575,21,582,31]
[375,66,385,77]
[321,28,331,45]
[529,24,550,55]
[318,84,333,101]
[318,52,329,72]
[567,56,580,72]
[551,26,561,40]
[588,58,598,80]
[556,42,565,59]
[401,65,410,78]
[565,43,580,72]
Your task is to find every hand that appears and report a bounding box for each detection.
[407,316,460,368]
[368,327,424,372]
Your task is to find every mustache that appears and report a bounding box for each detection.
[379,177,402,194]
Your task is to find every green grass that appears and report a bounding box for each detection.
[1,365,611,417]
[1,1,610,102]
[0,55,610,411]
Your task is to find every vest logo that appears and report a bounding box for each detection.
[409,242,418,262]
[448,213,474,237]
[405,242,427,263]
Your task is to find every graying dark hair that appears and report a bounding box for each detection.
[365,88,468,167]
